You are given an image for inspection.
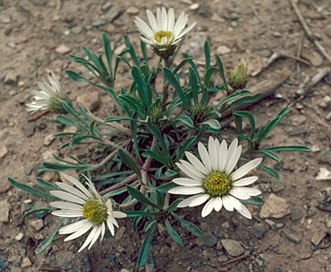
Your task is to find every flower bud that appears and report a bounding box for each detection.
[228,58,248,90]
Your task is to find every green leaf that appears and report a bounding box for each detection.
[164,219,183,245]
[172,212,203,237]
[240,196,264,205]
[124,35,140,67]
[7,177,57,200]
[24,207,52,218]
[155,189,164,210]
[176,115,194,128]
[137,224,156,268]
[102,32,113,78]
[156,182,178,194]
[214,89,250,109]
[65,70,87,82]
[261,145,311,152]
[163,67,189,109]
[104,116,133,122]
[35,218,66,254]
[201,119,221,130]
[125,210,155,217]
[255,149,280,162]
[126,185,157,208]
[42,161,86,171]
[233,111,256,139]
[131,66,151,108]
[118,149,142,180]
[36,177,58,191]
[189,66,199,104]
[204,41,211,70]
[166,198,183,212]
[259,164,280,178]
[177,136,196,161]
[215,54,228,91]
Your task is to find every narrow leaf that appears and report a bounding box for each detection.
[126,185,157,208]
[165,218,183,245]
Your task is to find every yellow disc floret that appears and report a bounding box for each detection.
[83,198,108,225]
[154,30,173,43]
[203,171,232,196]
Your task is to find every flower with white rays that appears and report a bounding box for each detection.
[50,174,127,252]
[26,72,71,114]
[168,137,263,219]
[134,7,195,55]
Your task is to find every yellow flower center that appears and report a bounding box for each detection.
[83,198,107,225]
[203,171,232,196]
[154,30,173,43]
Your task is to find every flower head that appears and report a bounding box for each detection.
[169,137,262,219]
[26,72,71,113]
[134,7,195,57]
[50,174,127,252]
[228,58,248,91]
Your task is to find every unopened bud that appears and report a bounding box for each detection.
[228,58,248,90]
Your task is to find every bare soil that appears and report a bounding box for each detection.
[1,0,331,271]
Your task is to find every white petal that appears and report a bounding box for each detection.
[208,137,218,170]
[55,182,89,201]
[168,186,204,195]
[63,223,92,241]
[50,191,86,205]
[232,176,258,187]
[213,196,223,212]
[201,198,214,217]
[62,174,92,198]
[78,226,98,252]
[231,158,263,181]
[88,225,102,249]
[177,194,203,207]
[135,17,154,38]
[222,195,241,211]
[236,203,252,219]
[52,210,82,217]
[167,8,175,31]
[185,151,208,174]
[172,177,202,187]
[177,160,204,180]
[50,201,83,211]
[59,219,91,234]
[198,142,212,171]
[107,217,115,235]
[100,223,105,241]
[188,194,210,207]
[146,10,158,32]
[225,145,242,174]
[218,139,228,171]
[113,211,127,218]
[229,187,251,200]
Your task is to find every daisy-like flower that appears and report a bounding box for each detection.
[50,174,127,252]
[168,137,262,219]
[26,72,71,114]
[134,7,196,56]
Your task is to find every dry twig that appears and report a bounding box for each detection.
[289,0,331,64]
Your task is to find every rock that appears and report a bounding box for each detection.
[115,226,126,240]
[271,179,285,193]
[259,193,290,219]
[199,232,217,247]
[20,257,32,268]
[221,239,245,257]
[107,6,125,23]
[76,91,101,111]
[316,167,331,181]
[288,126,307,136]
[189,3,200,11]
[290,115,306,126]
[217,45,231,55]
[30,219,44,231]
[326,111,331,121]
[325,25,331,38]
[43,134,55,146]
[102,2,112,12]
[22,122,35,137]
[4,71,18,85]
[120,269,130,272]
[93,19,106,27]
[0,200,10,223]
[250,222,269,239]
[318,151,331,166]
[71,26,83,34]
[306,52,324,67]
[311,228,327,246]
[290,206,303,222]
[126,7,139,15]
[324,216,331,228]
[55,44,71,54]
[15,233,24,241]
[0,144,8,160]
[280,229,302,243]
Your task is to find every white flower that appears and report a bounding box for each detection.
[50,174,127,252]
[134,7,195,52]
[26,72,71,113]
[168,137,262,219]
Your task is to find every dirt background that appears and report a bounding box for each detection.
[1,0,331,271]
